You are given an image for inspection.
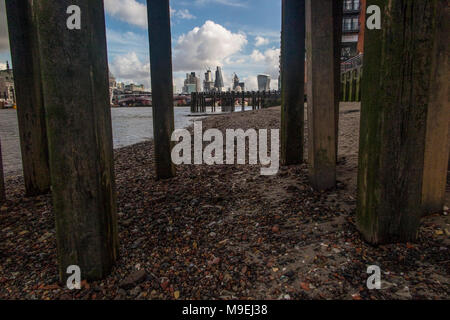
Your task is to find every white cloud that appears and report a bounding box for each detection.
[104,0,196,28]
[250,48,280,79]
[243,76,258,91]
[255,36,269,47]
[109,52,150,88]
[106,29,149,57]
[174,9,196,20]
[104,0,148,28]
[173,20,247,72]
[250,50,265,62]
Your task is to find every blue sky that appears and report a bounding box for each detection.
[0,0,282,91]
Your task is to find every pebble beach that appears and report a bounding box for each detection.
[0,104,449,300]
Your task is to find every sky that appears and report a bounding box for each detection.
[0,0,282,92]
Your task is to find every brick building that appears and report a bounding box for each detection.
[341,0,366,60]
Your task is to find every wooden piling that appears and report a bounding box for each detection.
[306,0,336,190]
[190,92,195,113]
[5,0,50,196]
[421,4,450,215]
[356,0,448,243]
[147,0,176,179]
[35,0,118,280]
[281,0,306,165]
[0,139,5,203]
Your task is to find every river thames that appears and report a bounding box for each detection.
[0,107,200,176]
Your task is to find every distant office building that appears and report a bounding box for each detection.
[232,73,245,92]
[108,71,117,105]
[125,83,145,92]
[341,0,366,60]
[257,74,271,91]
[203,69,214,92]
[214,67,224,92]
[183,72,201,94]
[232,73,239,91]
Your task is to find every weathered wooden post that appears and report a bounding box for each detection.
[202,93,205,113]
[421,4,450,215]
[5,0,50,196]
[147,0,176,179]
[35,0,118,280]
[355,68,361,102]
[203,94,206,113]
[306,0,336,190]
[357,0,449,243]
[190,92,195,113]
[281,0,306,165]
[0,139,5,203]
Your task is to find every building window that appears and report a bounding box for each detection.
[344,0,353,11]
[352,17,360,31]
[353,0,360,11]
[343,18,352,31]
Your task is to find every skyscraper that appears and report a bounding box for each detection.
[183,72,201,94]
[232,73,239,91]
[203,69,214,92]
[257,74,271,91]
[214,66,224,92]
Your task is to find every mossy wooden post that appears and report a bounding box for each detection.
[35,0,118,280]
[147,0,176,179]
[0,140,5,203]
[348,71,354,102]
[421,4,450,215]
[306,0,336,190]
[281,0,306,165]
[5,0,50,196]
[357,0,448,243]
[355,68,361,102]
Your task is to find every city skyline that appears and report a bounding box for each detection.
[0,0,282,92]
[0,0,365,93]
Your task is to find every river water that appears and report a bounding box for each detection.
[0,107,201,175]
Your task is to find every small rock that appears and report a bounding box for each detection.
[129,285,142,297]
[395,286,412,299]
[119,270,147,289]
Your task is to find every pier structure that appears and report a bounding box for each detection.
[3,0,449,281]
[190,90,281,113]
